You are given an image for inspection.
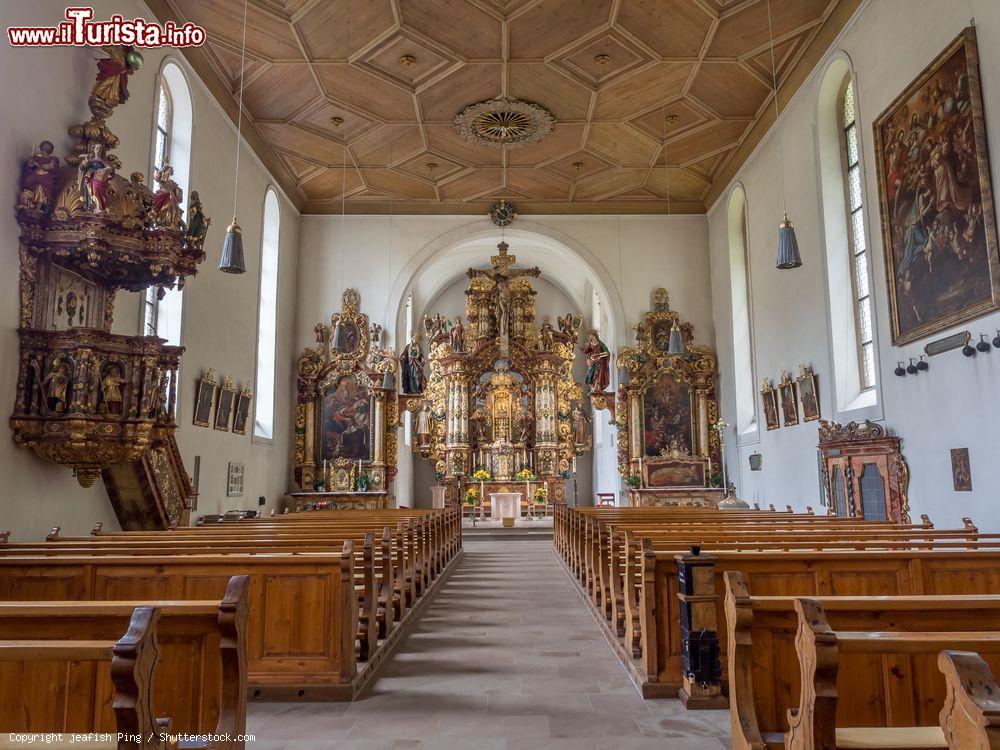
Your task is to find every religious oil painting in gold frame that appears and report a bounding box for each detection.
[873,26,1000,344]
[319,374,371,461]
[214,376,236,432]
[796,365,820,422]
[760,379,779,431]
[778,371,799,427]
[193,369,217,428]
[642,374,694,456]
[232,385,253,436]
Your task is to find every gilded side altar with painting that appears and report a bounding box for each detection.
[294,289,397,507]
[616,289,722,508]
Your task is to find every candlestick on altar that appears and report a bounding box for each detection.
[713,419,729,496]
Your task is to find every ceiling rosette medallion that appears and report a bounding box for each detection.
[453,97,555,149]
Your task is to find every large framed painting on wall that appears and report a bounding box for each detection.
[642,373,693,456]
[319,374,371,461]
[873,26,1000,344]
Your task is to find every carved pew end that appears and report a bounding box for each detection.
[922,513,934,528]
[46,526,60,541]
[0,530,9,544]
[938,649,1000,748]
[91,521,103,535]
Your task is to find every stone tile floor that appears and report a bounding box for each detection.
[247,539,731,749]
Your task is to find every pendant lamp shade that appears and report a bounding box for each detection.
[667,324,686,356]
[775,213,802,269]
[382,367,394,391]
[330,320,344,351]
[219,219,246,274]
[617,367,630,386]
[221,0,250,275]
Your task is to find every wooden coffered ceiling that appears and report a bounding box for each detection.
[150,0,860,214]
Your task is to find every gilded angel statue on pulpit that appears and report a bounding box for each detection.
[18,141,61,212]
[79,143,114,212]
[92,45,143,107]
[151,161,184,228]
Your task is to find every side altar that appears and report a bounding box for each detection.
[616,289,723,508]
[292,290,399,503]
[403,242,591,506]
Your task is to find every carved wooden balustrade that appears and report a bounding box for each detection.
[11,328,181,488]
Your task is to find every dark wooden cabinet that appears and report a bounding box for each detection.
[818,420,910,522]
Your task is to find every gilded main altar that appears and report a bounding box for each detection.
[409,242,587,503]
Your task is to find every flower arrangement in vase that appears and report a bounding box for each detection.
[472,469,491,482]
[625,474,641,489]
[514,468,536,481]
[464,487,479,505]
[533,486,548,504]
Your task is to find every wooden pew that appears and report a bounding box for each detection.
[723,571,1000,749]
[0,606,173,749]
[0,509,463,701]
[786,597,1000,749]
[0,575,247,746]
[553,506,1000,706]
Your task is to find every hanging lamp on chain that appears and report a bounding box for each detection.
[766,0,802,269]
[330,18,353,350]
[219,0,250,274]
[662,111,686,357]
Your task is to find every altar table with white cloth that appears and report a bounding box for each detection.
[490,492,521,520]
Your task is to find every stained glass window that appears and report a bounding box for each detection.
[840,80,876,390]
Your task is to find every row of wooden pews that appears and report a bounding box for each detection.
[726,572,1000,749]
[0,507,462,744]
[553,505,1000,747]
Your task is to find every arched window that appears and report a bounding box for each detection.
[839,80,876,390]
[817,57,879,414]
[142,62,192,347]
[727,185,756,434]
[254,189,281,441]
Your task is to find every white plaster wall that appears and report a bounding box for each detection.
[708,0,1000,530]
[0,0,299,539]
[295,213,712,506]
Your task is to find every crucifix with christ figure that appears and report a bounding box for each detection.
[466,241,540,356]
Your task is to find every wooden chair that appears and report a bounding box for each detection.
[596,493,616,507]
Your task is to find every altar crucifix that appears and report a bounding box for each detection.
[466,242,540,357]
